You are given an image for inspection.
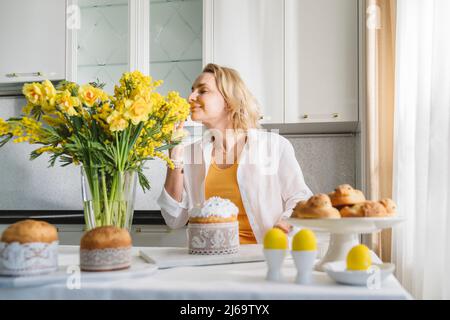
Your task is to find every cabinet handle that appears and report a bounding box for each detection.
[299,113,340,120]
[5,71,44,78]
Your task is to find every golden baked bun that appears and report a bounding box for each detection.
[340,201,388,218]
[80,226,132,250]
[378,198,397,215]
[293,194,341,219]
[1,219,58,244]
[329,184,366,207]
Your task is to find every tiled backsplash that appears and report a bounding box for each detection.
[287,135,356,194]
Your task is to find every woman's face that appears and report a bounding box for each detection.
[188,72,229,128]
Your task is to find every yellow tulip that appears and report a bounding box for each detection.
[78,84,102,107]
[107,110,128,132]
[42,80,56,99]
[124,98,152,125]
[56,90,78,116]
[23,82,44,105]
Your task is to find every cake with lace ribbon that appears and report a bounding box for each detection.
[187,197,239,255]
[80,226,132,271]
[0,220,59,276]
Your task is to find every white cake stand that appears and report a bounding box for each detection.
[287,217,405,272]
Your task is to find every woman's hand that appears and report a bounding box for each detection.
[164,121,186,203]
[274,219,293,234]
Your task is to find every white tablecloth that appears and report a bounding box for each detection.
[0,245,412,300]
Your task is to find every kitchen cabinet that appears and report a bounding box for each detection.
[285,0,359,124]
[148,0,204,127]
[76,0,204,126]
[209,0,359,130]
[0,0,359,130]
[0,0,204,113]
[0,0,67,84]
[211,0,285,124]
[76,0,129,94]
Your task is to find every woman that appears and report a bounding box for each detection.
[157,63,313,244]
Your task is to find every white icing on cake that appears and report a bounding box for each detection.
[190,197,239,219]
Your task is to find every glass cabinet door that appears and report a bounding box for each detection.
[77,0,129,94]
[75,0,203,99]
[149,0,203,99]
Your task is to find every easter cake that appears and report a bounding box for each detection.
[187,197,239,255]
[0,220,59,276]
[80,226,132,271]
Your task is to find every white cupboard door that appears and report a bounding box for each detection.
[0,0,66,84]
[212,0,284,124]
[285,0,358,123]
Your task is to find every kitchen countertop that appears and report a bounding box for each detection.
[0,245,412,300]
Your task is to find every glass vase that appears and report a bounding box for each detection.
[81,166,137,231]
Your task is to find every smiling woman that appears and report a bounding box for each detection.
[189,64,262,131]
[157,63,313,244]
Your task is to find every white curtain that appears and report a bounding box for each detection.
[393,0,450,299]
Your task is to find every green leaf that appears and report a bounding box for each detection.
[59,156,74,167]
[72,116,83,132]
[0,134,13,148]
[48,153,62,167]
[128,122,144,150]
[154,144,174,152]
[30,149,44,161]
[30,107,44,120]
[89,78,106,89]
[137,169,151,192]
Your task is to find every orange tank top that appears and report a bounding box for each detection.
[204,160,257,244]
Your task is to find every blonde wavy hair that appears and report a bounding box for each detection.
[202,63,262,130]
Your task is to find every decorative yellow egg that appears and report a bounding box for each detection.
[292,229,317,251]
[346,244,372,271]
[263,228,288,250]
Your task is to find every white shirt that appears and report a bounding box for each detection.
[157,129,313,243]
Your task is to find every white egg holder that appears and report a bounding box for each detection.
[263,249,317,285]
[287,217,405,271]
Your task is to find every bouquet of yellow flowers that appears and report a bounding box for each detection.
[0,71,190,230]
